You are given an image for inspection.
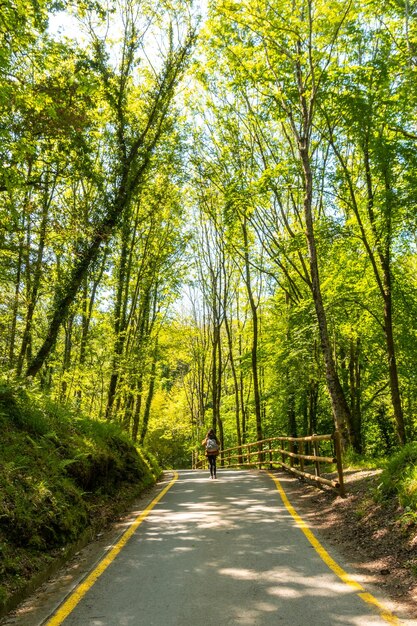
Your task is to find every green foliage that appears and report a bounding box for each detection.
[145,427,192,469]
[376,443,417,510]
[0,380,50,436]
[144,381,194,469]
[342,448,387,471]
[1,0,417,553]
[0,380,160,609]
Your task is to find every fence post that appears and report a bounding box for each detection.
[269,440,272,469]
[281,440,286,465]
[289,439,294,468]
[299,440,304,473]
[313,434,320,477]
[333,430,346,497]
[258,442,263,469]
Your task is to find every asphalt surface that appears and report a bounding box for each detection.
[41,469,402,625]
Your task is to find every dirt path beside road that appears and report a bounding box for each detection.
[275,468,417,620]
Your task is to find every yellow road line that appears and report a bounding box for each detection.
[267,470,401,626]
[45,471,179,626]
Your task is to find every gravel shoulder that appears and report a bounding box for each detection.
[275,467,417,621]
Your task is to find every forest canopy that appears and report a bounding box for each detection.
[1,0,417,467]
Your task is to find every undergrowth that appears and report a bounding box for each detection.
[376,442,417,512]
[0,379,161,613]
[342,448,387,471]
[343,444,417,523]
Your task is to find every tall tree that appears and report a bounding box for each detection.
[322,15,414,443]
[25,1,196,377]
[204,0,357,440]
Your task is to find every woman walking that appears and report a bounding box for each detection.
[202,428,220,479]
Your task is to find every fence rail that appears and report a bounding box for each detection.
[194,431,345,497]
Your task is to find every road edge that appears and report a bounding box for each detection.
[267,469,403,626]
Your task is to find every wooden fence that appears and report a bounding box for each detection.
[194,431,345,497]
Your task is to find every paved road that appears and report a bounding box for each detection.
[40,469,403,626]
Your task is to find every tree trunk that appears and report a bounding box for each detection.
[139,349,158,445]
[211,319,221,433]
[349,337,362,453]
[330,129,406,444]
[76,255,106,404]
[365,147,406,444]
[9,226,24,367]
[105,210,132,419]
[308,380,319,436]
[60,313,74,401]
[239,334,248,444]
[383,279,406,444]
[224,313,242,459]
[242,216,263,443]
[131,373,144,443]
[18,191,51,375]
[300,143,352,439]
[287,389,297,438]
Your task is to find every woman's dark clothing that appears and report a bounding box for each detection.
[202,431,219,479]
[207,453,217,478]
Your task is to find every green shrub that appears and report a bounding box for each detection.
[376,443,417,510]
[141,448,163,478]
[0,379,161,609]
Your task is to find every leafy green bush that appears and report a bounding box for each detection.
[376,443,417,510]
[0,379,161,611]
[141,449,162,477]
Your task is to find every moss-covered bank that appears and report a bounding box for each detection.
[0,380,161,615]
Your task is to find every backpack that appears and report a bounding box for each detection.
[206,437,219,453]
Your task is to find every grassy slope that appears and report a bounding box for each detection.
[0,381,161,613]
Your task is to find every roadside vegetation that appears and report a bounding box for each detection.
[0,380,161,614]
[377,443,417,516]
[330,446,417,526]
